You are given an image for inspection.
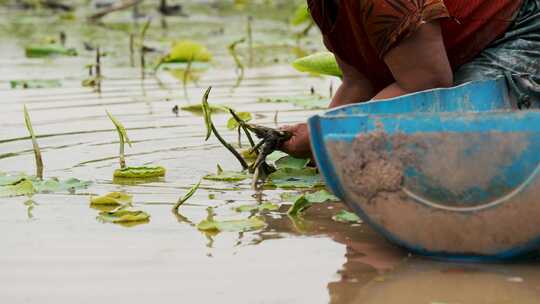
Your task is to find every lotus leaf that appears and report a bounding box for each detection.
[240,149,257,161]
[106,111,132,147]
[173,181,201,211]
[197,217,266,232]
[10,79,62,89]
[25,44,77,58]
[226,112,252,130]
[291,3,311,25]
[159,62,211,71]
[332,210,362,224]
[275,156,310,170]
[113,166,166,178]
[90,192,133,206]
[97,207,150,224]
[234,202,279,212]
[203,165,250,182]
[163,40,212,63]
[267,167,324,189]
[287,196,311,216]
[33,177,91,193]
[180,103,229,115]
[258,95,330,110]
[0,179,35,197]
[280,189,339,204]
[292,52,342,78]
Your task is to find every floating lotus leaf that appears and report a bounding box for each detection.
[33,177,91,193]
[203,165,250,182]
[173,181,201,211]
[292,52,342,78]
[275,156,310,170]
[227,112,252,130]
[267,167,324,189]
[234,202,279,213]
[113,166,166,178]
[287,195,311,216]
[10,79,62,89]
[258,94,330,110]
[25,44,78,58]
[90,192,133,206]
[280,189,339,203]
[197,217,266,232]
[163,40,212,63]
[332,210,362,224]
[0,174,23,186]
[0,179,35,197]
[291,3,311,25]
[97,207,150,225]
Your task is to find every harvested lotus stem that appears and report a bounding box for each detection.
[23,105,44,180]
[202,87,248,170]
[228,108,256,148]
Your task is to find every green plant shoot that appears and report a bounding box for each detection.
[106,111,132,169]
[173,180,201,212]
[23,105,43,180]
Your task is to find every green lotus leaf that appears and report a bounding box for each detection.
[33,177,91,193]
[113,166,166,178]
[258,94,330,110]
[197,217,266,232]
[292,52,342,78]
[173,181,201,211]
[226,112,252,130]
[180,103,229,115]
[162,40,212,63]
[0,174,24,186]
[280,189,339,203]
[287,195,311,216]
[332,210,362,224]
[267,167,324,189]
[25,44,78,58]
[90,192,133,206]
[234,202,279,213]
[240,149,258,161]
[291,3,311,25]
[10,79,62,89]
[97,208,150,225]
[203,165,250,182]
[0,179,35,197]
[275,156,310,170]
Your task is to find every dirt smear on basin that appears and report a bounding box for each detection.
[327,131,540,254]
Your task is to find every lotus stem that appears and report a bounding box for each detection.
[211,124,248,170]
[23,105,44,180]
[247,16,253,67]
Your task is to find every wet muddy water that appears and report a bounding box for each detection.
[0,2,539,303]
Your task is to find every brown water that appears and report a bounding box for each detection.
[1,2,539,303]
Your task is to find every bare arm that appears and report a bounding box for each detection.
[330,55,375,108]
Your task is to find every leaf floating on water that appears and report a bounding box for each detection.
[25,44,78,58]
[33,177,91,193]
[227,112,252,130]
[258,95,330,110]
[0,179,35,197]
[280,189,338,203]
[97,207,150,226]
[180,103,229,115]
[275,156,310,170]
[113,166,166,178]
[90,192,133,206]
[267,167,324,189]
[10,79,62,89]
[287,195,311,216]
[292,52,342,78]
[0,174,24,186]
[162,40,212,63]
[234,202,279,213]
[197,217,266,232]
[332,210,362,224]
[203,164,250,182]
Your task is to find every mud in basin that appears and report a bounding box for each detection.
[327,130,540,256]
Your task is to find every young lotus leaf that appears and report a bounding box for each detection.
[197,217,266,232]
[113,166,166,178]
[33,177,91,193]
[258,94,330,110]
[287,195,311,216]
[291,3,311,25]
[332,210,362,224]
[180,103,229,115]
[280,189,339,204]
[234,202,279,213]
[0,179,35,197]
[204,164,250,182]
[173,180,201,211]
[240,149,258,161]
[106,111,132,147]
[97,208,150,225]
[267,167,324,189]
[25,44,78,58]
[90,192,133,206]
[162,40,212,63]
[292,52,343,78]
[10,79,62,89]
[226,112,252,130]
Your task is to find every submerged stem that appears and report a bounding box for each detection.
[23,105,43,180]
